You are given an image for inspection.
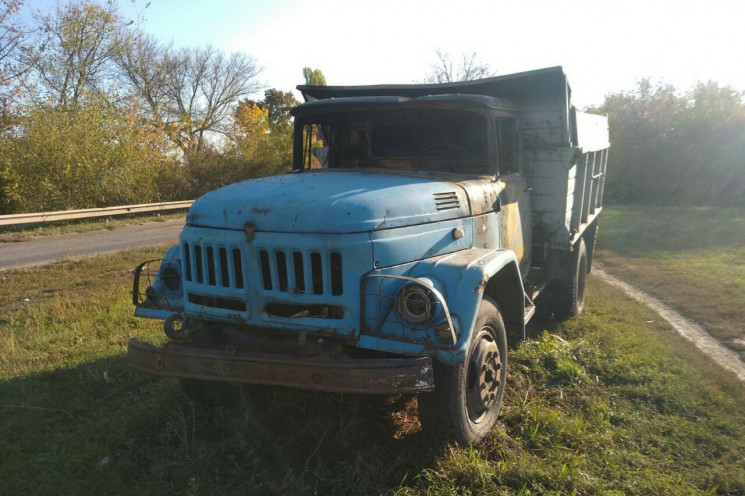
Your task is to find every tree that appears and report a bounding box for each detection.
[302,67,326,86]
[119,41,263,152]
[424,49,495,83]
[596,79,745,206]
[231,88,299,180]
[233,99,269,141]
[239,88,299,135]
[0,0,28,126]
[115,30,174,131]
[0,0,25,87]
[31,0,128,107]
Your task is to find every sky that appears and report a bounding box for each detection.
[27,0,745,108]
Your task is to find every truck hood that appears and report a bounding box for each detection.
[186,171,470,233]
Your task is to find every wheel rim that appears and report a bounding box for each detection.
[466,327,503,423]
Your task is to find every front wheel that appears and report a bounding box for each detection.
[418,297,508,444]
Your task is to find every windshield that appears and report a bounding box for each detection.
[299,108,490,174]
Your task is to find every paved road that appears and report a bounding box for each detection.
[0,219,183,271]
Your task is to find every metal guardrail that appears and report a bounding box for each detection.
[0,200,194,227]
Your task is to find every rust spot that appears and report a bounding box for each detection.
[252,206,270,215]
[244,222,256,242]
[227,313,246,323]
[475,275,489,293]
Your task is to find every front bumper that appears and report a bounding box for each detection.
[127,339,435,394]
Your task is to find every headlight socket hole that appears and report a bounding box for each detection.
[162,266,181,291]
[397,284,435,324]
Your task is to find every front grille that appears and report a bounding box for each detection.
[188,293,247,311]
[433,191,460,210]
[183,242,244,289]
[258,249,343,296]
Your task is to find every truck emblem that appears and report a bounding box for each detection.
[244,222,256,242]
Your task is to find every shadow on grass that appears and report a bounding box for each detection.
[0,354,448,495]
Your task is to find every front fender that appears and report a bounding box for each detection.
[413,248,523,364]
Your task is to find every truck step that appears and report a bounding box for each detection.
[524,302,536,324]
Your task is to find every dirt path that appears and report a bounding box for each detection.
[593,268,745,382]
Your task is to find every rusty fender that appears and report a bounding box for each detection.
[127,339,434,394]
[409,248,524,363]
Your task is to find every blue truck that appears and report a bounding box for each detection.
[128,66,609,444]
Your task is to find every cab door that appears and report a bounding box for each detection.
[496,118,532,278]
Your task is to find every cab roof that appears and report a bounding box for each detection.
[290,94,517,119]
[296,66,570,104]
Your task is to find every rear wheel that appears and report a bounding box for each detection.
[418,297,508,444]
[550,238,588,319]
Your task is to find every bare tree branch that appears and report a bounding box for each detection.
[118,38,263,152]
[423,49,496,84]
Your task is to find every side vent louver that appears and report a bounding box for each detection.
[433,191,460,211]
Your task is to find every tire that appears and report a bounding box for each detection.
[179,378,242,407]
[418,297,508,445]
[550,237,588,320]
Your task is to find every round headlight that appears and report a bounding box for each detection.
[162,266,181,291]
[397,284,435,324]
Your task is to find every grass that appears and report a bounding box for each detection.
[596,205,745,359]
[1,248,744,495]
[0,211,187,243]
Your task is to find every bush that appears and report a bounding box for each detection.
[0,99,174,213]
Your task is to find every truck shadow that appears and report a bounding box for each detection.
[1,354,448,495]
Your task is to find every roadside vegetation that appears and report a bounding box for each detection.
[0,0,324,215]
[597,205,745,360]
[1,249,743,495]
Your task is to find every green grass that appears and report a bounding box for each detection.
[0,211,186,243]
[596,205,745,359]
[1,249,744,495]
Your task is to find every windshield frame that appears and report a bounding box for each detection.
[293,100,506,178]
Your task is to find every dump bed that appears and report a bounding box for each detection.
[298,66,609,251]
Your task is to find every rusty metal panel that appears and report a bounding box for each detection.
[127,338,434,394]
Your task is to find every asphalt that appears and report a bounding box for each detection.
[0,219,184,271]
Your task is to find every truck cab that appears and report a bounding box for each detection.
[128,66,609,444]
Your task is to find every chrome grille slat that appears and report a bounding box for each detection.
[183,241,244,291]
[302,252,313,293]
[258,248,342,296]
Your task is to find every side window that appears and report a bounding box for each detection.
[301,123,328,169]
[496,118,518,174]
